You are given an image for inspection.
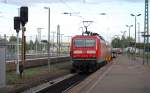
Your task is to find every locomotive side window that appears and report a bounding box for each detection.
[74,39,95,47]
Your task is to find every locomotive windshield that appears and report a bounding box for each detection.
[74,39,96,47]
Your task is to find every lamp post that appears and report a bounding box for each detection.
[130,13,141,59]
[126,25,133,40]
[137,23,141,43]
[60,34,64,55]
[121,31,127,53]
[37,27,44,54]
[137,23,141,56]
[51,31,56,56]
[44,7,51,71]
[126,25,133,54]
[65,36,71,54]
[35,35,38,55]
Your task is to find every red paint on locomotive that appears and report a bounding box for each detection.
[70,35,111,72]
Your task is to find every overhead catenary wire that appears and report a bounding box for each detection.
[59,0,76,13]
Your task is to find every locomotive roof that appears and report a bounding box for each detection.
[99,35,105,41]
[73,35,106,41]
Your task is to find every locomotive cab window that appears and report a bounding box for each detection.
[74,39,96,47]
[85,39,96,47]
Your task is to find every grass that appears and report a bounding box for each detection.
[6,65,48,84]
[6,61,71,85]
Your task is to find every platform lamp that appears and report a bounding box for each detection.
[130,13,141,59]
[44,7,51,72]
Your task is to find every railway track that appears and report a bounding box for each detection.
[6,55,69,63]
[33,61,112,93]
[6,53,69,61]
[20,58,112,93]
[35,73,89,93]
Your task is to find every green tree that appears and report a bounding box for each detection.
[9,36,17,43]
[111,36,134,48]
[0,36,8,44]
[29,40,34,50]
[111,37,121,48]
[25,40,35,53]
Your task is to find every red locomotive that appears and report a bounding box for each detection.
[70,33,112,73]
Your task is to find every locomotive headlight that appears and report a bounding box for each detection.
[87,50,96,54]
[73,50,82,54]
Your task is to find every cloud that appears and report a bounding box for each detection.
[123,0,143,2]
[0,0,144,5]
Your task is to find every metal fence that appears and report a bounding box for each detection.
[0,35,70,61]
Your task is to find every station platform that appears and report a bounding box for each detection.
[67,55,150,93]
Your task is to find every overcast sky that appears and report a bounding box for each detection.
[0,0,145,42]
[0,0,144,4]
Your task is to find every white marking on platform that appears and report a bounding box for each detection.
[86,64,114,93]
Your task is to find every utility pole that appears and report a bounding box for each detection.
[138,23,141,43]
[35,35,38,55]
[65,36,71,54]
[57,25,60,56]
[143,0,149,65]
[121,31,126,53]
[37,28,44,53]
[60,34,64,54]
[126,25,133,56]
[126,25,133,43]
[37,28,43,42]
[44,7,51,71]
[51,31,56,55]
[137,23,141,55]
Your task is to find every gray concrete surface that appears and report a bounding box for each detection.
[68,55,150,93]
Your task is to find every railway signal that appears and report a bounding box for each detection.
[14,17,20,32]
[20,6,28,78]
[14,16,21,74]
[20,6,28,26]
